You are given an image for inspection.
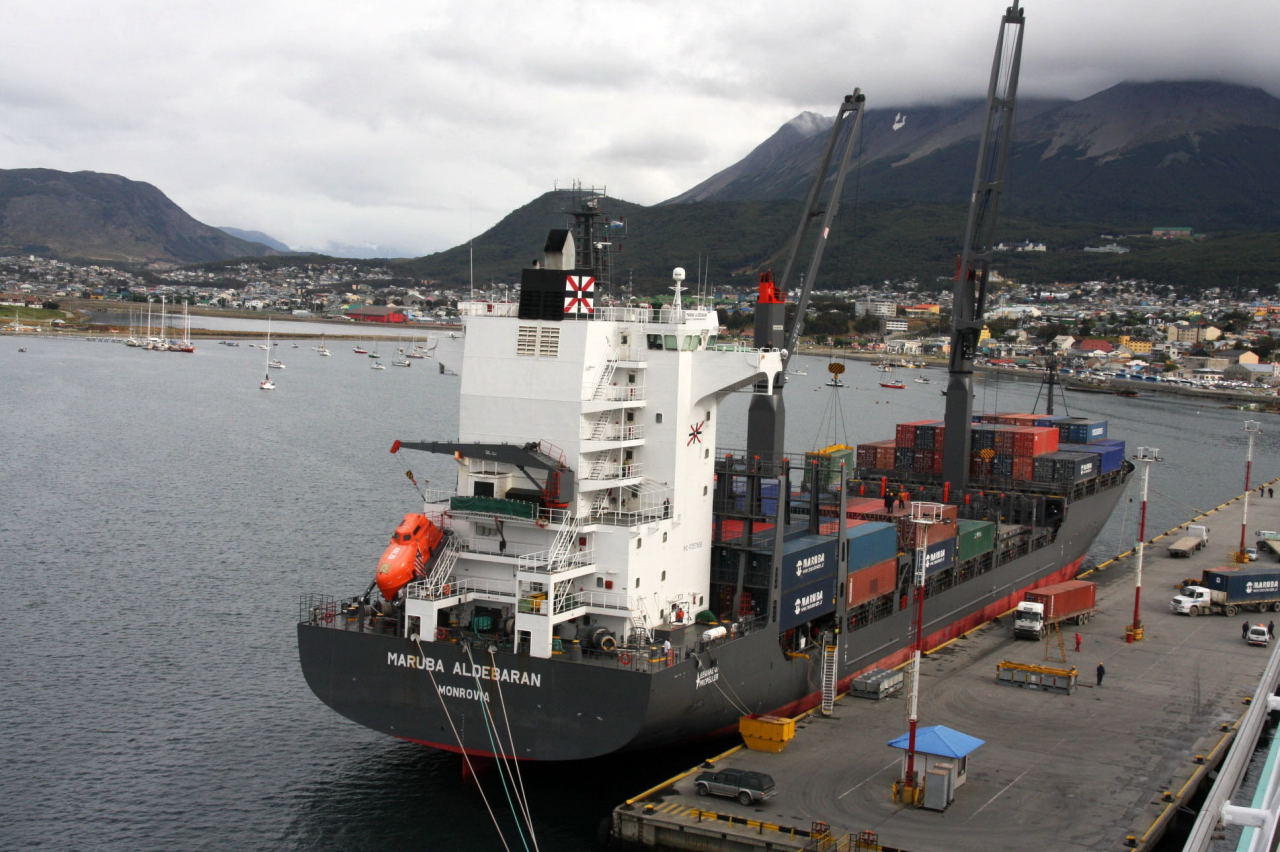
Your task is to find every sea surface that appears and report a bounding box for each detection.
[1,339,1276,850]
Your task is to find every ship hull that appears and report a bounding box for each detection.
[298,478,1124,762]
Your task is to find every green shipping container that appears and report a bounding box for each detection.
[449,495,536,519]
[956,519,996,562]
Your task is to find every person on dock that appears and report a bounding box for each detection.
[1270,621,1275,639]
[1096,663,1105,686]
[1244,621,1251,640]
[1074,632,1082,652]
[1270,487,1274,499]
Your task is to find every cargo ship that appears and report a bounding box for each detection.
[296,1,1130,761]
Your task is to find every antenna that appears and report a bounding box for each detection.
[670,267,686,313]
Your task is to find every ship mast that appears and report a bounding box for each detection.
[940,1,1026,490]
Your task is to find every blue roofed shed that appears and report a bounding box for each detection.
[888,725,984,790]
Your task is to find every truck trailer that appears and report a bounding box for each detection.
[1013,580,1098,639]
[1168,524,1210,558]
[1170,566,1280,616]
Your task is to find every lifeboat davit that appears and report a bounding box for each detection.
[375,513,444,600]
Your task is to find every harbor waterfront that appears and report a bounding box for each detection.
[2,340,1278,849]
[610,476,1280,851]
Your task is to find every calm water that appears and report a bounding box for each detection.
[1,341,1275,850]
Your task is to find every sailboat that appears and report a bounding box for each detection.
[171,301,195,353]
[314,335,331,356]
[259,319,276,390]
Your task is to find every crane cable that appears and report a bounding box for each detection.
[414,636,512,852]
[461,644,534,852]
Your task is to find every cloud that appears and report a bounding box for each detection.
[0,0,1275,256]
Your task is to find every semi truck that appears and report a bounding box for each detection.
[1170,566,1280,616]
[1013,580,1098,639]
[1257,531,1280,562]
[1168,524,1210,558]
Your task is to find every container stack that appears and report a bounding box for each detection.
[803,444,854,493]
[856,412,1121,487]
[845,521,899,607]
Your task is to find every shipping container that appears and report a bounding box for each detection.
[1201,568,1280,601]
[1012,456,1035,481]
[911,450,934,474]
[956,519,996,562]
[921,537,956,575]
[1054,450,1100,482]
[1011,426,1059,457]
[992,453,1013,478]
[847,557,898,606]
[857,440,896,470]
[779,577,837,630]
[1032,414,1068,428]
[1032,455,1058,483]
[1056,417,1108,444]
[779,535,839,591]
[846,521,898,571]
[1024,579,1096,621]
[894,447,914,470]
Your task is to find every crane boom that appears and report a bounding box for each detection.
[746,89,865,461]
[940,1,1026,490]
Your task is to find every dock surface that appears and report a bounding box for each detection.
[613,480,1280,851]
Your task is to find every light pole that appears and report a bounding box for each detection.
[1127,447,1161,643]
[1238,420,1262,562]
[896,501,944,805]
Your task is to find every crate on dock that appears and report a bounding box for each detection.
[739,714,796,752]
[851,668,904,699]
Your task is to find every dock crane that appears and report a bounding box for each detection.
[940,1,1026,491]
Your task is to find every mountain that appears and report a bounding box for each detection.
[665,81,1280,230]
[0,169,276,263]
[218,226,291,253]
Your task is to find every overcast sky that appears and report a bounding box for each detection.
[2,0,1276,257]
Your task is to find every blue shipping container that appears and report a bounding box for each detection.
[846,521,898,572]
[1057,417,1107,443]
[1062,440,1125,474]
[922,538,956,575]
[779,536,839,591]
[1202,569,1280,601]
[779,577,836,630]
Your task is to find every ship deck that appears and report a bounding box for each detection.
[613,475,1280,851]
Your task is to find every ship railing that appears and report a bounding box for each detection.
[580,424,644,442]
[298,593,399,635]
[458,301,519,317]
[406,575,517,601]
[590,384,646,403]
[583,462,642,480]
[588,305,716,326]
[514,547,595,573]
[445,504,574,528]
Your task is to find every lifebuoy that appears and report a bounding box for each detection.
[435,627,449,641]
[619,652,632,666]
[323,611,335,624]
[441,583,452,596]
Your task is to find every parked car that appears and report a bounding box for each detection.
[693,767,777,805]
[1247,624,1271,646]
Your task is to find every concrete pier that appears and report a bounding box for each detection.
[612,477,1280,852]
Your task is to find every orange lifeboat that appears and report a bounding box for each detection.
[375,513,444,600]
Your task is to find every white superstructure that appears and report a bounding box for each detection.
[405,295,781,659]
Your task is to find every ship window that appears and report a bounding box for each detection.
[627,372,635,384]
[704,448,709,459]
[662,533,667,543]
[620,334,628,345]
[707,334,717,347]
[636,538,642,550]
[705,410,711,421]
[596,577,604,588]
[625,411,634,422]
[661,569,667,580]
[703,486,708,496]
[635,577,640,589]
[664,335,677,350]
[683,335,698,351]
[647,334,663,350]
[655,413,663,424]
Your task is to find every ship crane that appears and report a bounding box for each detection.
[940,0,1026,491]
[746,88,866,461]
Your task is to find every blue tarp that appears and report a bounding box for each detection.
[886,725,985,758]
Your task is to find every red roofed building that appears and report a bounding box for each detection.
[1077,338,1114,353]
[345,305,407,324]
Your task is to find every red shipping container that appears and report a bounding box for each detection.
[893,504,959,550]
[994,430,1015,453]
[1024,580,1096,622]
[896,423,917,448]
[1011,426,1059,457]
[875,444,896,469]
[1012,456,1035,481]
[970,457,993,478]
[911,450,934,474]
[931,450,944,474]
[848,557,897,606]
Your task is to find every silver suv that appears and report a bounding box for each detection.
[693,768,776,805]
